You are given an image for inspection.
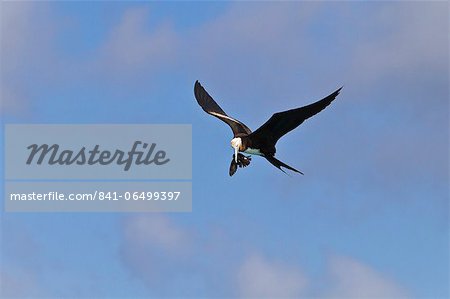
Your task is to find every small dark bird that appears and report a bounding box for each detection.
[194,81,342,176]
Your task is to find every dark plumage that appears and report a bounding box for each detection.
[194,80,342,176]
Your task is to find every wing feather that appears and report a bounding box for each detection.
[194,81,252,136]
[251,87,342,144]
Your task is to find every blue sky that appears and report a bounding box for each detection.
[1,1,448,298]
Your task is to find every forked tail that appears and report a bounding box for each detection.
[265,156,304,175]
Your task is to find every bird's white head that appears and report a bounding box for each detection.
[230,137,242,163]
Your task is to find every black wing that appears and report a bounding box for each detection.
[251,87,342,144]
[194,81,252,137]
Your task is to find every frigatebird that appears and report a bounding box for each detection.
[194,81,342,176]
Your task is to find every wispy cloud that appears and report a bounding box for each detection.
[122,214,190,252]
[0,270,44,298]
[119,214,196,295]
[235,253,409,298]
[184,2,322,105]
[96,7,178,77]
[349,2,448,86]
[0,2,53,118]
[0,218,47,298]
[237,253,308,298]
[323,255,410,298]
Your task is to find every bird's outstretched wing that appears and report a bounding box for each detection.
[250,87,342,144]
[194,81,252,136]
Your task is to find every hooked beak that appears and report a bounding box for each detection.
[234,146,238,163]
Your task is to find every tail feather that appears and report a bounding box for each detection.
[265,156,304,175]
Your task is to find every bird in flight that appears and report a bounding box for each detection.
[194,81,342,176]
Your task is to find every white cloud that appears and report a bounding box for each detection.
[98,7,178,75]
[1,1,35,69]
[186,1,447,103]
[0,270,44,298]
[1,2,33,116]
[0,218,47,298]
[0,1,56,74]
[0,1,55,118]
[0,84,30,117]
[119,214,194,292]
[323,255,410,299]
[185,2,321,102]
[122,214,189,252]
[235,253,410,299]
[237,253,308,298]
[349,2,448,85]
[192,2,318,58]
